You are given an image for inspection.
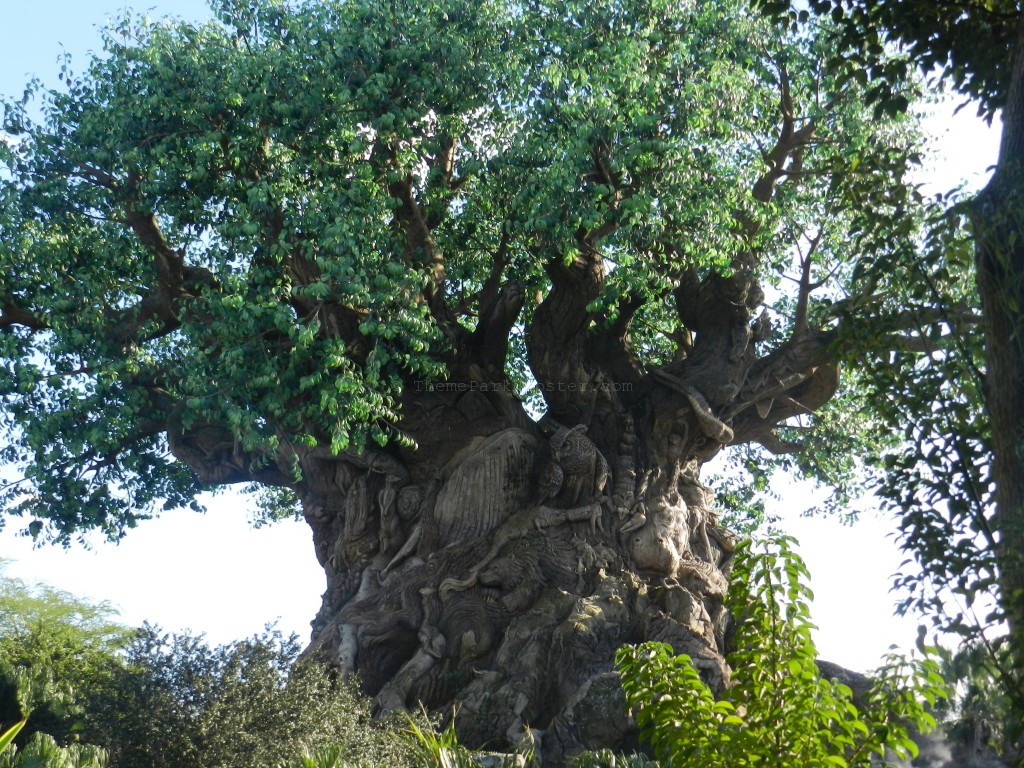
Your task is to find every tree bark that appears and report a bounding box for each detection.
[973,9,1024,734]
[282,247,840,763]
[292,371,744,764]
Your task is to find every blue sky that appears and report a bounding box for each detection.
[1,1,212,88]
[0,0,1003,668]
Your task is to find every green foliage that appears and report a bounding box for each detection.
[0,731,108,768]
[752,0,1017,120]
[0,0,925,541]
[616,537,946,767]
[568,750,660,768]
[0,721,26,755]
[0,560,419,768]
[0,565,426,768]
[755,0,1024,752]
[843,200,996,641]
[0,562,130,747]
[402,711,535,767]
[934,640,1015,760]
[281,745,362,768]
[401,715,482,768]
[84,625,414,768]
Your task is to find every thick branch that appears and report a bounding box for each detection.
[470,281,525,374]
[527,243,606,419]
[167,421,291,487]
[0,299,48,331]
[474,229,511,321]
[750,65,818,206]
[389,174,447,316]
[793,231,822,337]
[731,363,840,448]
[123,209,185,310]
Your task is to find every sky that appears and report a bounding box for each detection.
[0,0,1004,671]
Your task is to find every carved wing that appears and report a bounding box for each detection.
[433,428,538,545]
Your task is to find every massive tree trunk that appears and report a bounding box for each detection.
[285,226,838,763]
[296,379,737,763]
[133,65,845,763]
[278,78,839,763]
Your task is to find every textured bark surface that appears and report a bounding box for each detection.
[974,9,1024,728]
[296,379,741,763]
[279,70,836,761]
[143,68,844,762]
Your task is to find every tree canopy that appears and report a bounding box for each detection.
[4,0,1002,759]
[0,0,965,543]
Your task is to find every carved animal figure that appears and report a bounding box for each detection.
[546,424,610,507]
[626,493,689,577]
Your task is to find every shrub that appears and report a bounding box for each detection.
[0,731,108,768]
[568,749,661,768]
[84,626,415,768]
[616,536,946,767]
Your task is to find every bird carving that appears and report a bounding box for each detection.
[536,460,565,506]
[541,424,610,507]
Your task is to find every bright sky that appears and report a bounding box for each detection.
[0,0,1003,672]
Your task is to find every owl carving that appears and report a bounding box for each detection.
[540,424,610,507]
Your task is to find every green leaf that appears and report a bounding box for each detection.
[0,718,27,752]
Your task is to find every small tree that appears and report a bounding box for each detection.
[0,561,129,747]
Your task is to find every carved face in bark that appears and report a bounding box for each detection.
[626,493,690,577]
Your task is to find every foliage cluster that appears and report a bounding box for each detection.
[0,0,928,542]
[751,0,1024,753]
[616,537,946,767]
[934,641,1018,763]
[0,562,129,748]
[753,0,1017,121]
[0,728,108,768]
[82,626,415,768]
[0,565,414,768]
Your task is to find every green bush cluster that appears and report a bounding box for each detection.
[82,626,415,768]
[0,561,414,768]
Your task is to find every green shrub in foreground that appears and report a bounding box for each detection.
[616,536,947,768]
[0,731,108,768]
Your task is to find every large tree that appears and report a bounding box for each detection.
[0,0,960,761]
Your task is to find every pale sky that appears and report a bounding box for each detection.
[0,0,1003,671]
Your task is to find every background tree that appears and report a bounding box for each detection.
[84,626,414,768]
[754,0,1024,753]
[0,561,129,748]
[0,0,967,761]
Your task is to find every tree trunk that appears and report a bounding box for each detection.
[296,378,737,764]
[974,10,1024,737]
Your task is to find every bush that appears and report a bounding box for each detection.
[616,536,946,767]
[0,731,108,768]
[0,563,416,768]
[568,749,660,768]
[83,625,415,768]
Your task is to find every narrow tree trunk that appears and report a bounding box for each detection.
[973,10,1024,740]
[297,379,736,764]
